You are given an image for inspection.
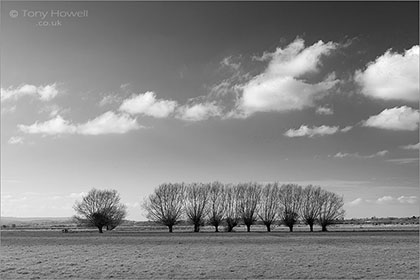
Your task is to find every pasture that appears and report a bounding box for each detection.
[1,229,419,279]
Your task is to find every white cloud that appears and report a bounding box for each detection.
[99,94,122,107]
[221,56,241,70]
[119,91,178,118]
[8,136,24,145]
[1,83,59,102]
[397,196,417,204]
[316,106,334,115]
[400,142,420,150]
[18,115,77,135]
[77,111,141,135]
[334,150,388,159]
[233,38,338,117]
[355,45,419,102]
[18,111,141,136]
[348,198,363,206]
[176,102,223,122]
[362,106,419,131]
[376,196,394,204]
[284,124,351,138]
[386,158,419,165]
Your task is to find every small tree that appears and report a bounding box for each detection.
[73,188,127,233]
[279,184,302,232]
[238,182,261,232]
[142,183,185,233]
[208,182,226,232]
[258,182,279,232]
[185,183,210,232]
[318,190,345,231]
[300,185,323,232]
[224,184,241,232]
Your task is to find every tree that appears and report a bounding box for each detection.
[73,188,127,233]
[142,183,185,233]
[300,185,323,232]
[208,182,226,232]
[185,183,210,232]
[278,184,302,232]
[238,182,261,232]
[258,182,279,232]
[318,190,345,231]
[224,184,241,232]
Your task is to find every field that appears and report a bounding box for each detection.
[1,229,419,279]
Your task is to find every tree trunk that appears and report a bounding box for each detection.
[194,224,200,232]
[309,224,314,232]
[227,225,233,232]
[98,226,103,233]
[321,225,327,232]
[215,225,219,232]
[266,224,271,232]
[168,225,173,233]
[289,225,293,232]
[246,224,251,232]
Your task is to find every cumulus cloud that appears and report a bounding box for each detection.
[8,136,24,145]
[1,83,59,102]
[119,91,178,118]
[400,142,420,150]
[315,106,334,115]
[18,111,141,136]
[233,38,339,117]
[373,195,418,205]
[355,45,419,102]
[376,196,394,204]
[348,198,363,206]
[397,196,417,204]
[176,102,223,122]
[386,158,419,165]
[334,150,388,159]
[77,111,141,135]
[362,106,419,131]
[284,125,351,138]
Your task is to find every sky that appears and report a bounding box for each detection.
[1,1,419,220]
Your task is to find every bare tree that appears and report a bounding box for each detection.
[258,182,279,232]
[300,185,323,232]
[185,183,210,232]
[208,182,226,232]
[73,188,127,233]
[142,183,185,233]
[238,182,261,232]
[224,184,241,232]
[278,184,302,232]
[318,190,345,231]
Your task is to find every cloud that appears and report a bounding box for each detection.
[18,115,77,135]
[400,142,420,150]
[18,111,141,136]
[233,38,339,117]
[386,158,419,165]
[334,150,388,159]
[355,45,419,102]
[176,102,223,122]
[284,125,351,138]
[119,91,178,118]
[362,106,419,131]
[1,83,59,102]
[221,56,241,70]
[348,198,363,206]
[8,136,24,145]
[397,196,417,204]
[315,106,334,115]
[376,196,394,205]
[77,111,141,135]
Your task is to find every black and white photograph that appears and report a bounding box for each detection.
[1,0,419,279]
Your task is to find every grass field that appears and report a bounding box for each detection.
[1,229,419,279]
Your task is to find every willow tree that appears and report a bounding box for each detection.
[278,184,302,232]
[300,185,323,232]
[258,182,279,232]
[73,188,127,233]
[318,190,345,231]
[238,182,261,232]
[224,184,241,232]
[185,183,210,232]
[208,182,226,232]
[142,183,185,233]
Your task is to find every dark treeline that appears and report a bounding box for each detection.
[142,182,345,233]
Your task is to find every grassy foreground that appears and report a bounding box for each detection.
[1,230,419,279]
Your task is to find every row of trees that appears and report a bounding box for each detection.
[143,182,345,233]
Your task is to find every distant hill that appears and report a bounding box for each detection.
[1,216,73,226]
